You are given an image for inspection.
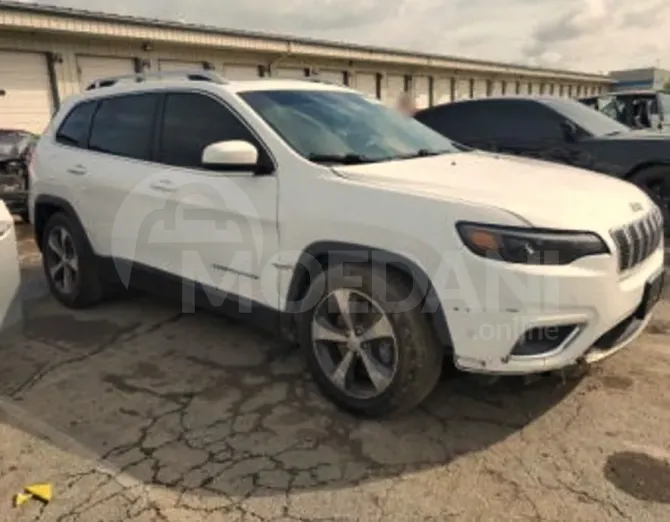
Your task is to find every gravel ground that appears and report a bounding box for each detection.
[1,223,669,522]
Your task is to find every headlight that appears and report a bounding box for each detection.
[456,222,609,265]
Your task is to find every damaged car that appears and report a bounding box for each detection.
[0,129,37,223]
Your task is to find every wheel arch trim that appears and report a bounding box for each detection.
[33,194,91,253]
[284,240,453,347]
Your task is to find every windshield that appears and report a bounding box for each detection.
[542,98,630,137]
[240,90,459,164]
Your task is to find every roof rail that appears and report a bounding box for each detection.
[85,69,228,91]
[302,77,345,86]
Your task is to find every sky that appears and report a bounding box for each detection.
[16,0,670,73]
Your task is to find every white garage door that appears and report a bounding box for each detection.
[387,74,405,107]
[77,56,135,90]
[0,50,52,134]
[455,78,470,100]
[414,76,430,109]
[315,70,345,84]
[275,67,307,79]
[490,80,504,96]
[158,59,204,72]
[224,64,260,81]
[472,79,487,99]
[355,72,377,98]
[434,78,452,104]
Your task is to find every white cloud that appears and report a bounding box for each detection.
[21,0,670,72]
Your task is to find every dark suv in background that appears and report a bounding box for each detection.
[414,96,670,232]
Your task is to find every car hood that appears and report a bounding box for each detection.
[334,151,653,231]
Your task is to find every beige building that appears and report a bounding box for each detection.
[0,0,613,134]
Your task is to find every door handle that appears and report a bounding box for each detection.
[67,165,87,176]
[149,179,176,193]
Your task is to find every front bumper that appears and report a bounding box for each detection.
[441,244,665,375]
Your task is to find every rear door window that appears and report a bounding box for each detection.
[488,100,564,141]
[415,103,484,143]
[88,94,159,161]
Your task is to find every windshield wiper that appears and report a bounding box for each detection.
[393,148,450,160]
[307,153,375,165]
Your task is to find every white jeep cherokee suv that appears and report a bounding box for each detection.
[29,71,665,417]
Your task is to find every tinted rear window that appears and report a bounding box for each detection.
[56,101,98,148]
[415,103,476,141]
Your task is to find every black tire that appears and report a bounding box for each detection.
[630,166,670,234]
[298,263,443,417]
[41,212,105,309]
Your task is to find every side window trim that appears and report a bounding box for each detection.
[150,92,167,163]
[84,100,102,150]
[156,89,277,173]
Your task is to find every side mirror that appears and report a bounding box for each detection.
[561,121,578,142]
[201,140,259,172]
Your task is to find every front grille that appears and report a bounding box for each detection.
[611,207,664,271]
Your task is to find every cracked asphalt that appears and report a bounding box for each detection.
[1,223,670,521]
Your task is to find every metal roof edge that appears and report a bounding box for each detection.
[0,0,612,81]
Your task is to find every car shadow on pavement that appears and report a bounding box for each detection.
[0,288,583,506]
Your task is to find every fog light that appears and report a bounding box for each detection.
[510,324,582,357]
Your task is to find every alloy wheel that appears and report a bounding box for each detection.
[45,226,79,295]
[311,288,399,400]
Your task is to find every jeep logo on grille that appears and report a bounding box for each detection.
[630,202,644,213]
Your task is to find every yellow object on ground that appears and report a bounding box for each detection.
[25,483,53,502]
[13,492,32,507]
[13,483,53,507]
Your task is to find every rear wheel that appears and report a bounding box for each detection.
[298,263,443,417]
[630,166,670,234]
[41,212,105,309]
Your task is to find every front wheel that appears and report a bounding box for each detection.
[298,263,443,417]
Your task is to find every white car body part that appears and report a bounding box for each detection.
[0,201,23,334]
[28,70,665,414]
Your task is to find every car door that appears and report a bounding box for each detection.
[80,92,164,274]
[152,90,279,307]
